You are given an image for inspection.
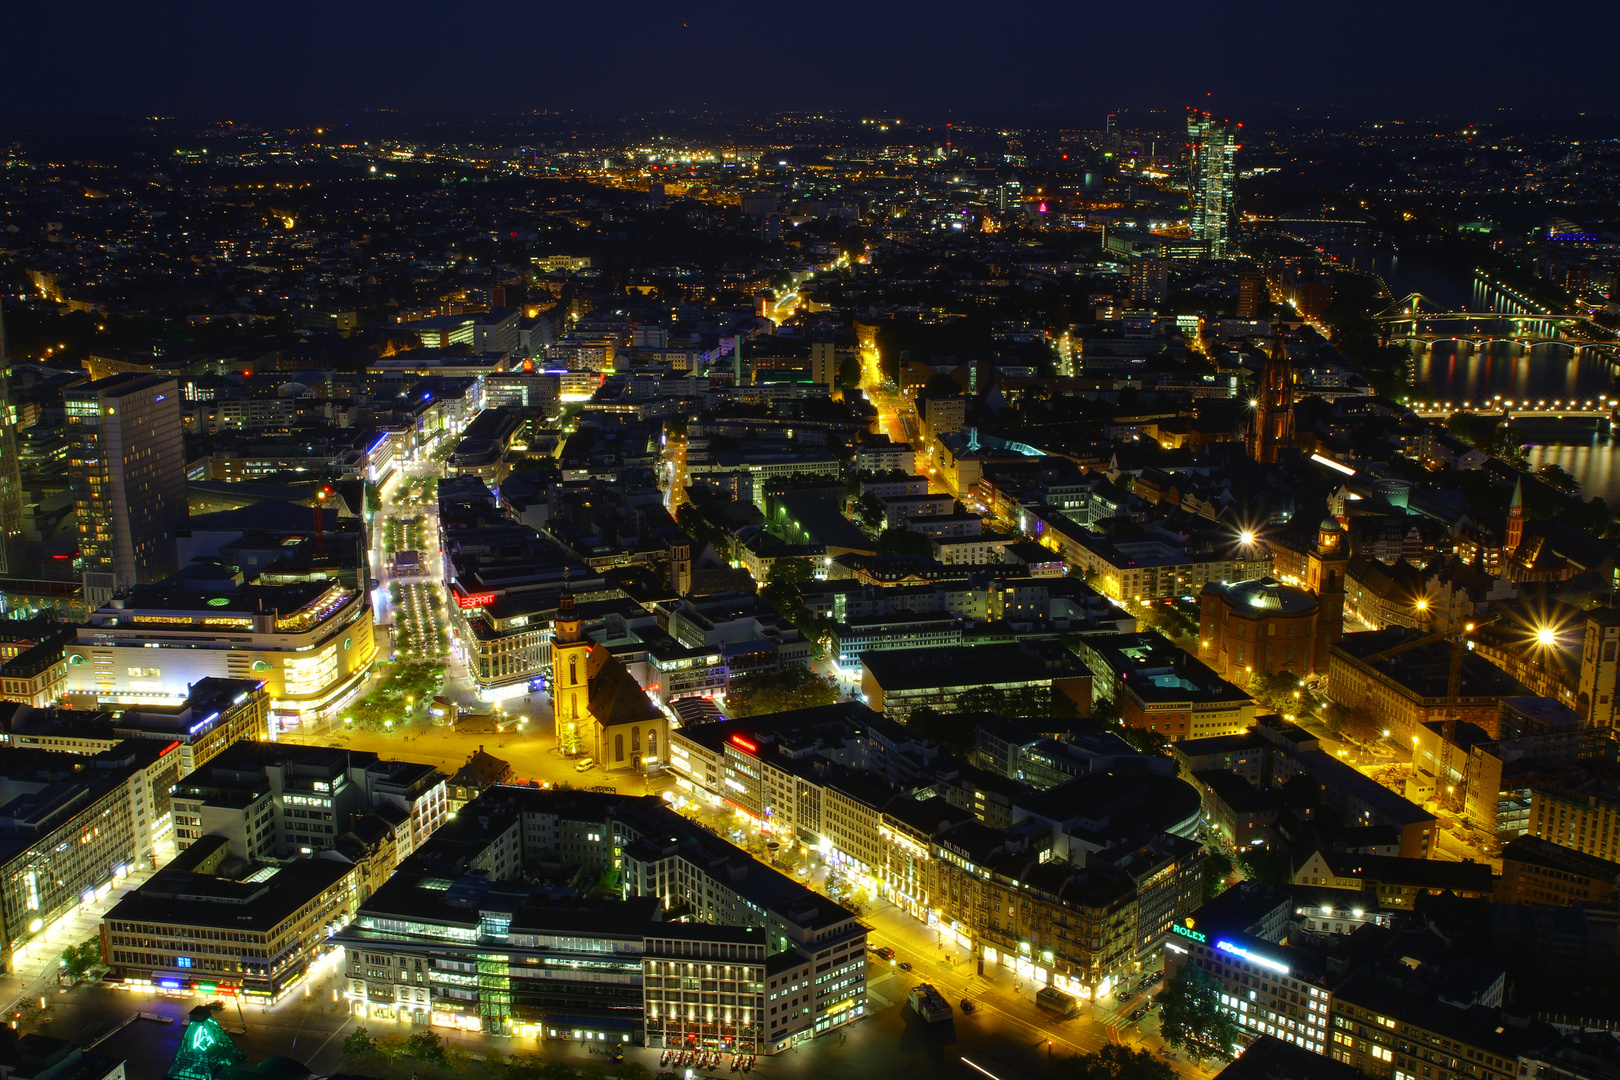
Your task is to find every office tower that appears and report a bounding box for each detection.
[1237,266,1267,318]
[1187,111,1239,258]
[1248,336,1294,464]
[67,374,187,607]
[1129,256,1167,307]
[810,340,838,389]
[0,306,26,578]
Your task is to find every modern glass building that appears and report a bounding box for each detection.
[1187,112,1239,258]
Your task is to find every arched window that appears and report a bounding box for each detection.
[614,734,624,762]
[632,727,640,760]
[569,656,578,685]
[569,692,578,720]
[648,730,658,760]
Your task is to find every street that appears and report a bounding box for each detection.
[28,949,1203,1080]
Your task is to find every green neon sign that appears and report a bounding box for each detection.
[1171,923,1207,944]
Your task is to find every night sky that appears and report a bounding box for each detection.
[5,0,1617,123]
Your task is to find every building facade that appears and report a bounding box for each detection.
[66,374,187,608]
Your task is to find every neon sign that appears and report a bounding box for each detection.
[456,592,496,609]
[1216,940,1290,975]
[1171,923,1207,944]
[730,734,758,753]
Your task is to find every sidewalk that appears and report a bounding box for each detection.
[0,840,175,1018]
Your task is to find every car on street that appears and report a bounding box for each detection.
[959,1000,975,1013]
[897,961,912,972]
[873,947,896,961]
[1116,991,1134,1002]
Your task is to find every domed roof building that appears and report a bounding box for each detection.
[1220,577,1317,615]
[1199,516,1348,687]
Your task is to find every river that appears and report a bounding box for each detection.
[1306,237,1620,502]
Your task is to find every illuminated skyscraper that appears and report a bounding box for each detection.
[67,373,187,607]
[1187,111,1239,258]
[0,306,26,578]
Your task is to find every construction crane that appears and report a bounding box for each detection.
[1362,613,1503,743]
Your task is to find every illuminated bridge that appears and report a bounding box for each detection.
[1373,293,1620,362]
[1408,396,1614,425]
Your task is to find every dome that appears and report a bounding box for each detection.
[1224,577,1316,614]
[1320,517,1343,532]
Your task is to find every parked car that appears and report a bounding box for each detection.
[959,1000,976,1013]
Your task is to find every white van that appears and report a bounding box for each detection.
[575,757,595,772]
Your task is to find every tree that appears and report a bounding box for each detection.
[837,355,861,390]
[341,1028,376,1058]
[1237,846,1290,885]
[579,1065,609,1080]
[1538,463,1581,495]
[876,527,933,556]
[1335,704,1382,745]
[724,667,838,716]
[406,1031,447,1065]
[1051,1044,1175,1080]
[1203,851,1234,901]
[767,556,814,586]
[617,1064,650,1080]
[538,1063,576,1080]
[59,938,103,978]
[374,1033,411,1060]
[1247,671,1304,715]
[1156,965,1240,1063]
[854,492,887,532]
[905,705,979,756]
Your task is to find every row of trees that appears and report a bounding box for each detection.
[343,1029,687,1080]
[1050,966,1240,1077]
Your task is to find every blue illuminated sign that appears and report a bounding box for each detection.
[1215,940,1290,975]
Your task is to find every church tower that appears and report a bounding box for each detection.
[548,577,668,771]
[1249,335,1295,464]
[1307,516,1347,672]
[1503,477,1524,575]
[552,587,589,756]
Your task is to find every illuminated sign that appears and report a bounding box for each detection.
[456,592,496,609]
[730,734,758,753]
[1171,923,1207,944]
[1215,939,1290,975]
[1309,453,1356,477]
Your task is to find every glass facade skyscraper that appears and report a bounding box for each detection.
[66,373,187,607]
[1187,111,1239,258]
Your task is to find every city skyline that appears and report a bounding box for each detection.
[0,46,1619,1080]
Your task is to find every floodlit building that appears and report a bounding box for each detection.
[66,374,188,608]
[1187,112,1239,258]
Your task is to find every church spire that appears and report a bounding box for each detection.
[1503,476,1525,573]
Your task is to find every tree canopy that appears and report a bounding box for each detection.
[1156,964,1240,1063]
[724,666,838,717]
[1051,1045,1175,1080]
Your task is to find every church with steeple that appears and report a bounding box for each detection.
[551,589,667,772]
